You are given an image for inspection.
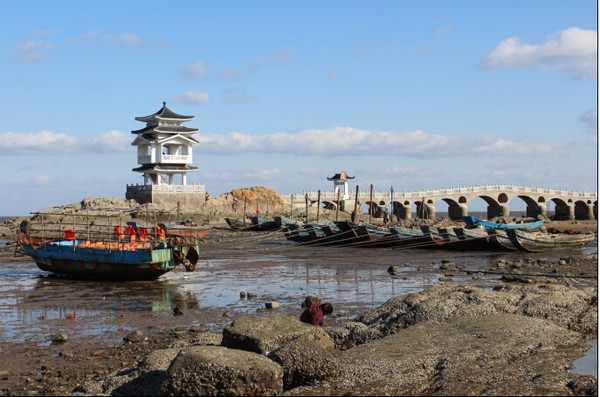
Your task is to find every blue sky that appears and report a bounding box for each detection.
[0,1,597,215]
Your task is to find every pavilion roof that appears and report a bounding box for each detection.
[327,171,355,181]
[135,102,195,122]
[131,124,198,135]
[132,164,198,173]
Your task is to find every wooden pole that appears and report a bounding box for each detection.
[316,190,321,222]
[290,195,293,218]
[243,197,247,225]
[352,185,359,224]
[368,184,373,225]
[305,194,309,223]
[335,189,341,222]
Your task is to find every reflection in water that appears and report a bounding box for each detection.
[0,241,596,349]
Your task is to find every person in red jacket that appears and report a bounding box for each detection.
[300,303,333,327]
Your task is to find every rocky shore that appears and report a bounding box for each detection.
[37,283,596,396]
[0,190,597,396]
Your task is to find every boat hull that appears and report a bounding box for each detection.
[463,216,543,230]
[506,230,594,252]
[20,242,196,281]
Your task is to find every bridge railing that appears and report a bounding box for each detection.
[282,184,597,203]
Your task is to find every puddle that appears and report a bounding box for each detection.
[570,339,598,377]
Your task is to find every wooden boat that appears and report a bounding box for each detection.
[486,229,519,251]
[388,226,437,249]
[157,222,210,237]
[225,217,249,229]
[247,216,280,231]
[463,216,543,230]
[274,216,298,227]
[354,225,398,247]
[506,229,595,252]
[17,210,201,281]
[418,226,449,249]
[446,227,491,251]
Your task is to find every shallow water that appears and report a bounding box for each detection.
[0,237,596,375]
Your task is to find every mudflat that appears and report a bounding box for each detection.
[0,217,596,396]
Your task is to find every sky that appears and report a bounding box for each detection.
[0,1,597,215]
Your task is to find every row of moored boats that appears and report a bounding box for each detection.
[225,215,594,252]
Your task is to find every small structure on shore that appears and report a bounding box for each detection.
[327,171,354,201]
[126,102,206,206]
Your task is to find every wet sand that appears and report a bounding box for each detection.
[0,220,596,396]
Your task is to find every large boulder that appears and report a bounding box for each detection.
[160,345,283,396]
[355,283,597,337]
[327,314,589,396]
[268,333,339,389]
[222,314,335,355]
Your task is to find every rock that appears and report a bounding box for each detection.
[334,314,589,396]
[558,259,567,266]
[49,333,67,343]
[160,345,283,396]
[301,296,321,308]
[173,307,184,316]
[440,262,456,269]
[439,276,453,282]
[268,333,339,390]
[247,292,257,299]
[387,265,398,273]
[324,322,383,351]
[265,302,280,309]
[354,284,597,338]
[142,348,181,372]
[222,314,335,355]
[240,291,246,298]
[124,330,144,343]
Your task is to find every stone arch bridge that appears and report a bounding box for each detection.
[287,184,597,221]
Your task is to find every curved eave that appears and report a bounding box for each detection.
[131,125,198,135]
[132,164,199,172]
[327,176,355,181]
[135,103,195,122]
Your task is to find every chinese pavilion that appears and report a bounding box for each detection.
[327,171,355,200]
[126,102,205,206]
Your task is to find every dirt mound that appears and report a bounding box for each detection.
[230,187,285,209]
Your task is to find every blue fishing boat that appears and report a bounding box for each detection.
[17,210,200,281]
[463,216,543,230]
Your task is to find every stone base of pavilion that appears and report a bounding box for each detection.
[126,184,206,207]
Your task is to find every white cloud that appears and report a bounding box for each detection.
[202,167,282,182]
[194,127,566,158]
[170,91,210,105]
[104,33,170,49]
[273,46,293,61]
[182,62,210,79]
[482,27,597,79]
[12,40,54,62]
[0,127,567,159]
[0,130,132,155]
[90,130,132,152]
